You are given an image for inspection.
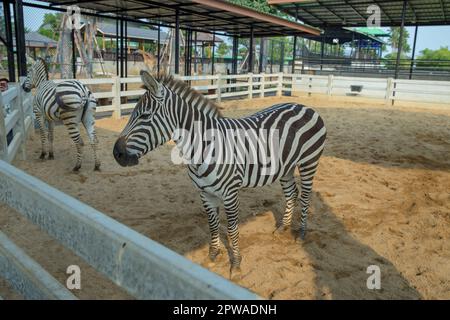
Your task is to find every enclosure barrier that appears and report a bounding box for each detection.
[0,160,259,300]
[53,73,450,119]
[0,78,33,163]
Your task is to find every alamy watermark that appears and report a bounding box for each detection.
[170,123,283,175]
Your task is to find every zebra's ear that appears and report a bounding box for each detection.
[140,70,160,94]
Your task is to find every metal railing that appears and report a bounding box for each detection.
[0,78,34,163]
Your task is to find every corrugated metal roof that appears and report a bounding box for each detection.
[269,0,450,27]
[24,32,57,48]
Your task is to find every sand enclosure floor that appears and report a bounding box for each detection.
[1,95,449,299]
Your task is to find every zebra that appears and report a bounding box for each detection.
[113,71,326,276]
[22,58,100,171]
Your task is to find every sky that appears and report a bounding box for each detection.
[23,2,450,56]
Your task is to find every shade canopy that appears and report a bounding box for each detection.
[268,0,450,27]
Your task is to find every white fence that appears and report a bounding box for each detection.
[55,73,450,120]
[0,160,259,300]
[281,74,450,105]
[0,78,33,163]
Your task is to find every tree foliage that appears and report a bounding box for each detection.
[37,13,63,41]
[388,27,410,54]
[227,0,286,17]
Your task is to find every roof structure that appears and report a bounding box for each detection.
[38,0,322,37]
[268,0,450,27]
[81,22,169,43]
[301,26,386,44]
[24,32,57,48]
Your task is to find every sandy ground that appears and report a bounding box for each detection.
[1,94,449,300]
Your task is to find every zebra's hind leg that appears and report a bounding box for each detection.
[274,175,299,235]
[223,191,242,279]
[297,161,319,240]
[200,192,221,262]
[61,114,84,172]
[82,101,101,171]
[36,113,48,160]
[48,121,55,159]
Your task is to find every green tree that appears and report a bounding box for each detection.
[388,27,410,54]
[216,42,230,57]
[227,0,286,17]
[417,46,450,69]
[37,13,63,41]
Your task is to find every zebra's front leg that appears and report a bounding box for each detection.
[82,101,101,171]
[62,116,83,172]
[48,121,55,159]
[200,192,221,262]
[274,175,299,235]
[35,113,48,160]
[223,191,242,278]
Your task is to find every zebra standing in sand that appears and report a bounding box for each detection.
[23,58,100,171]
[113,71,326,276]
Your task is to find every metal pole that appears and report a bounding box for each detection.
[248,25,254,73]
[270,39,274,74]
[409,24,418,80]
[231,36,238,75]
[194,31,198,74]
[292,35,297,73]
[157,25,160,75]
[211,32,215,75]
[394,0,407,79]
[72,29,76,78]
[320,36,324,71]
[116,18,119,76]
[14,0,27,77]
[259,38,264,73]
[175,9,180,75]
[124,19,128,78]
[279,40,285,73]
[3,1,16,82]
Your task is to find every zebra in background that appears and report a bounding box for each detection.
[113,71,326,277]
[22,58,100,171]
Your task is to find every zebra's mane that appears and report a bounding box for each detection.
[159,74,222,118]
[36,57,49,80]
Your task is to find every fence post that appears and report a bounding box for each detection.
[260,73,265,98]
[277,72,283,97]
[385,77,393,106]
[113,76,121,119]
[216,73,222,103]
[248,73,253,99]
[0,93,7,161]
[327,74,334,96]
[16,79,27,160]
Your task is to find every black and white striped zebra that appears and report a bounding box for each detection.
[22,58,100,171]
[113,71,326,276]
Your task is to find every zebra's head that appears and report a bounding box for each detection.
[113,71,173,167]
[22,58,48,92]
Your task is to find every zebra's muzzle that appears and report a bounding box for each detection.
[22,83,31,93]
[113,137,139,167]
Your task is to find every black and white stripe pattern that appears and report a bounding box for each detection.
[114,71,327,275]
[23,58,100,171]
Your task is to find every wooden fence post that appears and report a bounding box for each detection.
[216,73,222,103]
[0,93,7,161]
[248,73,253,99]
[16,79,27,160]
[277,72,283,97]
[385,78,393,106]
[113,76,121,119]
[260,73,265,98]
[327,74,334,96]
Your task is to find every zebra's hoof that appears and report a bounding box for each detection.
[229,266,242,281]
[273,225,290,236]
[48,153,54,160]
[39,152,46,160]
[209,248,221,262]
[72,165,81,172]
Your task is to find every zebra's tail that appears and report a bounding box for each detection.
[55,81,89,112]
